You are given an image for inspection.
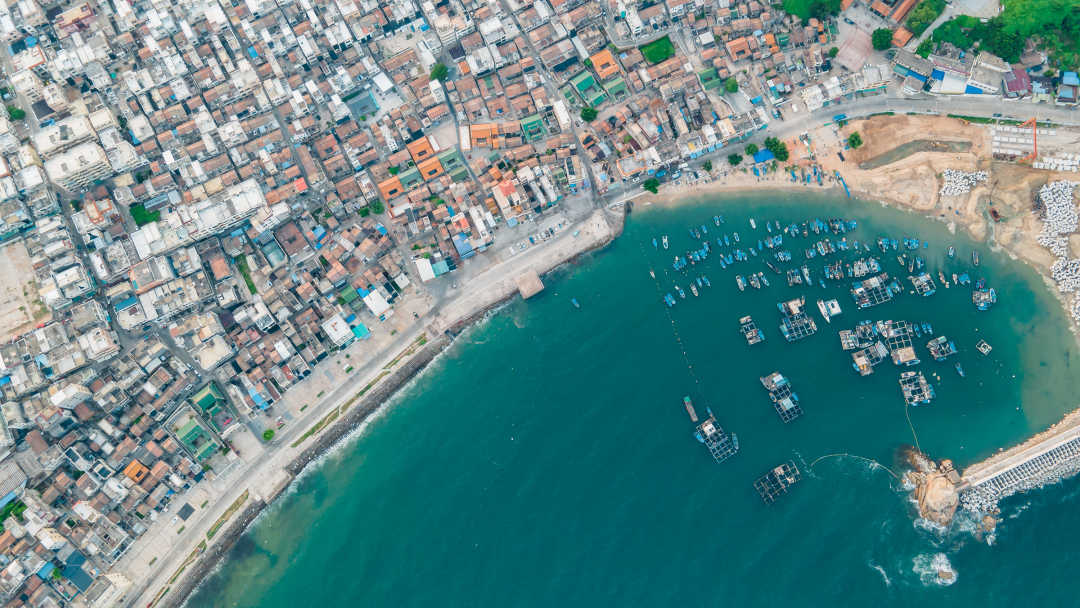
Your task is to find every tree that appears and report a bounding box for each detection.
[727,154,743,166]
[905,0,944,35]
[745,143,759,156]
[829,46,839,58]
[6,105,24,121]
[724,78,739,93]
[702,160,713,172]
[642,178,660,194]
[763,137,790,162]
[872,28,894,51]
[807,0,840,23]
[262,429,275,441]
[430,63,449,81]
[584,58,593,68]
[580,107,599,121]
[371,200,385,215]
[848,132,863,149]
[915,38,933,59]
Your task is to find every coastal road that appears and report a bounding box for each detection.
[123,316,432,608]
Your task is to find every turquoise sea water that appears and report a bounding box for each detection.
[188,192,1080,606]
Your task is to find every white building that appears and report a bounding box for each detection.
[43,142,113,190]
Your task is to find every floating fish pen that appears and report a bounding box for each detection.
[740,316,765,345]
[977,340,993,355]
[777,297,818,341]
[973,288,996,310]
[877,320,920,366]
[760,372,803,422]
[787,269,803,286]
[694,414,738,464]
[908,272,938,297]
[754,461,803,505]
[852,341,889,376]
[839,320,878,350]
[850,272,895,308]
[899,371,936,405]
[927,335,958,361]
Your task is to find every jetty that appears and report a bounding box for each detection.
[850,272,896,308]
[760,372,802,422]
[927,336,958,361]
[899,371,936,405]
[695,413,738,464]
[754,461,803,505]
[741,316,765,345]
[778,297,817,341]
[908,272,938,297]
[878,320,920,366]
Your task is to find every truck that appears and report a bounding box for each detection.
[833,114,847,122]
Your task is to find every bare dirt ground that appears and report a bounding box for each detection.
[0,240,50,341]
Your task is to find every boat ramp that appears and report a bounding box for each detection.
[740,316,765,345]
[899,371,936,405]
[760,372,802,422]
[754,461,803,505]
[778,297,817,341]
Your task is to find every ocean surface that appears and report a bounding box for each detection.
[188,191,1080,607]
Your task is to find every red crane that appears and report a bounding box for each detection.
[1020,117,1038,164]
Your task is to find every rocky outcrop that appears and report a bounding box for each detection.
[911,470,959,526]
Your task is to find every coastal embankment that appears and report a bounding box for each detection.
[140,207,626,608]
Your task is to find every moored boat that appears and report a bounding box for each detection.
[650,269,655,278]
[973,251,979,266]
[677,286,686,298]
[737,275,747,291]
[702,276,711,287]
[955,363,964,377]
[653,238,657,248]
[663,236,668,249]
[714,216,720,226]
[572,298,579,307]
[759,272,770,287]
[691,284,699,296]
[949,246,955,258]
[734,233,740,242]
[817,299,830,322]
[684,396,698,422]
[750,219,757,229]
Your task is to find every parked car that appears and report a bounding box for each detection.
[844,17,855,24]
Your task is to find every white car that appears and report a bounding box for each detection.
[791,103,799,113]
[509,246,516,255]
[170,516,180,526]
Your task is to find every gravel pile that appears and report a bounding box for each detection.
[938,169,989,196]
[1032,182,1080,293]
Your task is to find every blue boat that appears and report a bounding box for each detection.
[571,298,579,308]
[653,238,657,248]
[689,229,696,238]
[758,240,763,250]
[724,235,730,246]
[719,216,725,223]
[725,254,733,264]
[677,286,686,298]
[976,278,985,289]
[819,278,826,288]
[955,363,964,377]
[734,233,739,242]
[702,276,711,287]
[927,322,933,333]
[750,248,757,257]
[924,241,929,249]
[717,238,724,248]
[990,288,996,303]
[714,216,720,226]
[702,224,708,235]
[696,277,703,287]
[891,239,898,250]
[914,325,922,338]
[949,246,955,258]
[719,259,727,269]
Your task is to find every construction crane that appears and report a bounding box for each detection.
[1020,117,1038,164]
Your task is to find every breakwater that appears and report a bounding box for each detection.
[157,498,267,608]
[285,334,451,476]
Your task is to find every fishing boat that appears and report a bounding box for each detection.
[955,363,964,377]
[819,278,826,288]
[952,273,957,283]
[891,239,898,250]
[801,265,812,284]
[677,286,686,298]
[766,261,781,274]
[653,238,657,248]
[724,235,730,246]
[702,224,708,235]
[664,294,676,307]
[750,274,761,289]
[976,278,985,289]
[663,236,669,249]
[696,277,703,288]
[758,240,763,250]
[734,233,740,242]
[864,243,870,252]
[775,221,781,230]
[897,255,905,266]
[989,288,996,303]
[572,298,579,307]
[973,251,979,266]
[719,258,727,269]
[924,241,929,249]
[750,248,757,257]
[913,325,922,338]
[714,216,720,226]
[695,229,701,239]
[817,299,831,322]
[737,275,747,291]
[702,276,711,287]
[878,237,889,253]
[938,271,946,284]
[691,284,699,296]
[759,272,770,287]
[949,247,955,258]
[767,223,772,233]
[802,223,809,237]
[689,229,696,238]
[926,322,933,333]
[750,219,757,229]
[854,240,858,250]
[719,215,725,224]
[650,269,655,278]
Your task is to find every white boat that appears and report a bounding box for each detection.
[750,219,757,229]
[662,236,668,249]
[817,299,831,322]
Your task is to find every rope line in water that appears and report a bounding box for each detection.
[906,403,921,452]
[809,454,902,481]
[638,241,710,406]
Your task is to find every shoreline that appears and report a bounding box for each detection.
[150,140,1079,603]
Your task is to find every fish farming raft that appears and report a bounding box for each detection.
[778,297,817,341]
[740,315,765,345]
[899,371,936,405]
[694,413,738,463]
[755,461,803,505]
[760,372,802,422]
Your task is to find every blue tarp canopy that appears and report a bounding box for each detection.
[930,69,945,81]
[964,85,984,94]
[753,150,776,163]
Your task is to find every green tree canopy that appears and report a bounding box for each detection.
[727,154,743,166]
[6,106,24,121]
[807,0,841,23]
[371,200,385,215]
[915,38,933,58]
[430,63,449,81]
[263,429,275,441]
[724,78,739,93]
[828,46,839,58]
[745,143,759,156]
[872,28,894,51]
[642,178,660,194]
[905,0,945,35]
[763,137,790,162]
[580,107,599,121]
[702,161,713,172]
[848,132,863,149]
